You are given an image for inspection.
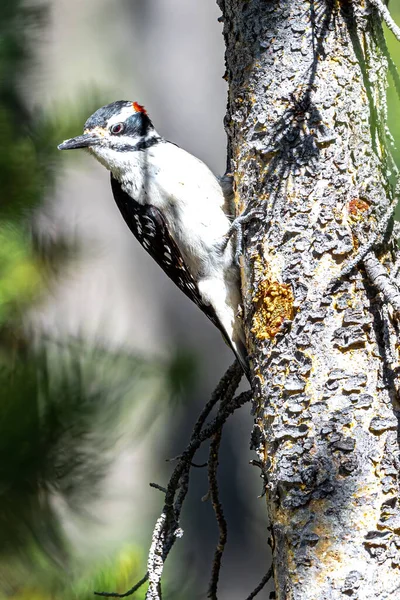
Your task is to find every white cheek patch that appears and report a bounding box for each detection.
[88,133,140,165]
[89,145,143,181]
[113,134,141,147]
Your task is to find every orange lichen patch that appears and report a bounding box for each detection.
[348,198,370,220]
[132,102,147,114]
[251,279,294,340]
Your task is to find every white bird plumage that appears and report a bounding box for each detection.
[58,101,249,378]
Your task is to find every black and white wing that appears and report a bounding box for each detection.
[110,175,223,333]
[111,175,250,380]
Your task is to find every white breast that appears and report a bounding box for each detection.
[94,137,245,368]
[119,142,234,278]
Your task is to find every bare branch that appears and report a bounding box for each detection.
[244,567,273,600]
[193,361,243,438]
[94,574,149,598]
[146,514,167,600]
[164,365,244,512]
[94,362,249,599]
[363,251,400,313]
[329,193,398,287]
[150,483,168,494]
[374,16,400,123]
[369,0,400,43]
[206,365,244,599]
[381,303,398,367]
[166,455,207,468]
[207,427,226,600]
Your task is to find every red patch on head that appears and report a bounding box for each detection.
[132,102,147,115]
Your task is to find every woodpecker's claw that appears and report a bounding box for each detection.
[224,208,264,265]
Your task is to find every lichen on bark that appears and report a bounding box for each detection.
[218,0,400,597]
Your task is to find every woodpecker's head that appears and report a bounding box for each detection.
[58,100,160,173]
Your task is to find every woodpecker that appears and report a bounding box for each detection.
[58,100,249,379]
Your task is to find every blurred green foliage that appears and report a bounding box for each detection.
[0,1,195,598]
[0,0,46,327]
[0,0,103,325]
[0,543,144,599]
[386,5,400,169]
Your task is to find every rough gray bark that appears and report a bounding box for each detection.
[218,0,400,598]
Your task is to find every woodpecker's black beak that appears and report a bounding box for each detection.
[58,133,102,151]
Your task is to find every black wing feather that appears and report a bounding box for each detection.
[110,175,223,333]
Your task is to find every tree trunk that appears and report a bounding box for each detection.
[218,0,400,598]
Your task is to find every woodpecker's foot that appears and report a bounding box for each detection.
[225,208,264,265]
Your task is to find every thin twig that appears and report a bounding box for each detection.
[193,361,242,437]
[150,483,168,494]
[207,427,226,600]
[173,469,190,523]
[166,455,207,468]
[244,566,274,600]
[153,389,251,599]
[94,363,249,600]
[329,193,397,289]
[146,514,167,600]
[145,374,247,599]
[381,302,397,366]
[374,11,400,112]
[369,0,400,43]
[363,251,400,312]
[207,365,243,599]
[94,573,149,598]
[164,367,245,512]
[164,392,250,510]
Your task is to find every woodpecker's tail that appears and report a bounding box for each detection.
[232,339,251,382]
[220,331,250,382]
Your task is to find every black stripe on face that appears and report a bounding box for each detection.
[123,113,153,137]
[114,136,162,152]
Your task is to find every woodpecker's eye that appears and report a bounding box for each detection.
[110,123,124,135]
